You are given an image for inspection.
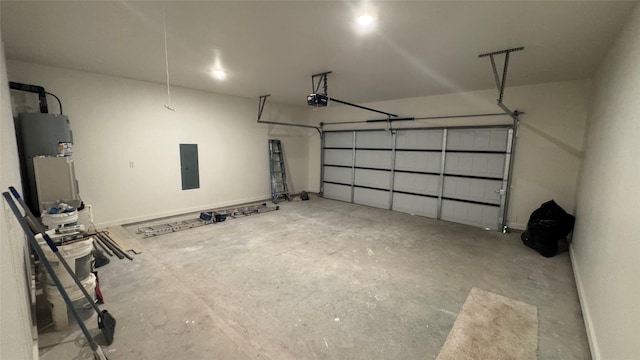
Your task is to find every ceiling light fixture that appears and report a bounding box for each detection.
[211,69,227,80]
[356,15,374,27]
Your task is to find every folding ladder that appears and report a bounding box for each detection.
[268,139,291,203]
[137,202,279,237]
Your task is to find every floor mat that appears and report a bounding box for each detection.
[436,287,538,360]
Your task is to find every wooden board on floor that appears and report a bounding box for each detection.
[103,226,142,254]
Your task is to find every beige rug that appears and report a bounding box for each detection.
[436,287,538,360]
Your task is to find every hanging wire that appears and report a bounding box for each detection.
[162,5,175,111]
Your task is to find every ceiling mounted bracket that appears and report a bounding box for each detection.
[478,46,524,119]
[311,71,332,95]
[257,94,271,121]
[307,71,399,118]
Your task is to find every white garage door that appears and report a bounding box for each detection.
[321,127,513,231]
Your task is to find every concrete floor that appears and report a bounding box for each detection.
[39,195,590,359]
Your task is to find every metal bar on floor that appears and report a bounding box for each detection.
[137,202,279,237]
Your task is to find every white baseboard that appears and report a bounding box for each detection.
[94,194,272,228]
[508,222,527,231]
[569,244,599,359]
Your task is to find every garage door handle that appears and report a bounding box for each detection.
[496,189,506,195]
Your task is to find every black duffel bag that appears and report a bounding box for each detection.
[521,200,575,257]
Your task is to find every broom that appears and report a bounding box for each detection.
[8,186,116,345]
[3,192,109,359]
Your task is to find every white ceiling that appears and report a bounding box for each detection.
[1,1,637,106]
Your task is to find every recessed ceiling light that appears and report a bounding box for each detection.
[211,69,227,80]
[356,15,374,27]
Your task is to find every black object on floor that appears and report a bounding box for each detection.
[8,186,117,346]
[521,200,575,257]
[93,249,110,268]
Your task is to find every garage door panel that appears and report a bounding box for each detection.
[355,169,391,189]
[395,151,441,173]
[440,200,500,230]
[444,153,505,178]
[322,127,512,232]
[394,173,440,196]
[324,149,353,166]
[325,132,353,148]
[323,166,352,185]
[323,183,352,202]
[447,129,508,151]
[396,130,443,150]
[354,188,389,209]
[355,150,392,169]
[392,193,438,218]
[443,177,502,204]
[356,131,392,149]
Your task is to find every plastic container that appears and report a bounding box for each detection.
[76,206,95,232]
[37,236,94,287]
[45,273,96,331]
[41,210,78,229]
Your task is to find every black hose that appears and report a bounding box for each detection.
[45,92,63,115]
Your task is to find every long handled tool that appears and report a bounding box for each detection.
[3,192,109,360]
[8,186,116,344]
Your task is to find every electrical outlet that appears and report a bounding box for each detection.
[129,161,135,168]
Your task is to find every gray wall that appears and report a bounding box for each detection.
[571,4,640,359]
[0,39,36,359]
